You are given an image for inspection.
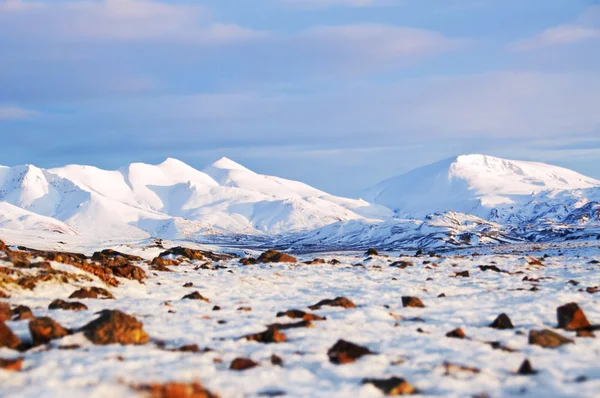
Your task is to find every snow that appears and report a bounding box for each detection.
[0,236,599,397]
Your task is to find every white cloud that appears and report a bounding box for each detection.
[0,0,266,44]
[0,106,37,121]
[510,5,600,51]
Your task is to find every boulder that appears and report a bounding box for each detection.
[81,310,149,345]
[557,303,591,330]
[257,250,297,264]
[489,313,514,329]
[309,297,356,310]
[29,317,70,346]
[402,297,425,308]
[327,339,374,364]
[529,329,574,348]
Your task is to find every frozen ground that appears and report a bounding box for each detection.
[0,236,599,398]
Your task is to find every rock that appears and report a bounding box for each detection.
[437,293,446,298]
[244,328,286,343]
[0,321,21,349]
[0,357,22,371]
[230,357,258,371]
[183,282,193,288]
[11,305,34,321]
[329,259,341,265]
[442,362,480,375]
[576,330,595,338]
[267,320,314,330]
[270,354,283,366]
[237,307,252,312]
[92,249,143,262]
[303,258,325,265]
[529,329,574,348]
[81,310,149,345]
[365,248,379,256]
[557,303,591,330]
[257,250,297,263]
[158,247,205,261]
[309,296,356,310]
[0,302,11,321]
[327,339,374,364]
[239,257,257,266]
[151,257,179,267]
[132,381,219,398]
[362,377,415,395]
[401,297,425,308]
[479,265,504,273]
[69,287,114,299]
[489,313,514,329]
[517,359,537,375]
[29,317,70,346]
[446,328,466,339]
[182,291,210,302]
[49,299,88,311]
[111,263,147,282]
[276,309,325,321]
[454,271,470,278]
[390,261,413,269]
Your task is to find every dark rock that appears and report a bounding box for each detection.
[49,299,88,311]
[446,328,466,339]
[0,357,22,371]
[362,377,415,395]
[327,339,374,364]
[557,303,591,330]
[182,291,210,302]
[244,328,286,343]
[267,320,314,331]
[69,287,114,299]
[479,265,505,273]
[276,309,325,321]
[517,359,537,375]
[11,305,34,321]
[230,357,258,371]
[183,282,193,288]
[365,248,379,256]
[29,317,70,346]
[454,271,470,278]
[158,247,205,261]
[257,250,297,264]
[489,313,514,329]
[239,257,257,265]
[402,297,425,308]
[309,296,356,310]
[81,310,149,345]
[270,354,283,366]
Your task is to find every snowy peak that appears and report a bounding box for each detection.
[210,157,252,172]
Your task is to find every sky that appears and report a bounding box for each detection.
[0,0,599,197]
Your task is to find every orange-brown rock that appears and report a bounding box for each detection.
[133,381,219,398]
[304,258,325,265]
[276,309,325,321]
[402,297,425,308]
[244,328,286,343]
[92,249,143,262]
[446,328,466,339]
[69,287,114,299]
[309,296,356,310]
[239,258,257,266]
[151,257,180,267]
[49,299,88,311]
[557,303,591,330]
[362,377,415,395]
[0,302,11,321]
[159,247,205,261]
[82,310,149,345]
[111,263,146,282]
[0,321,21,349]
[257,250,297,263]
[327,339,374,364]
[29,317,70,346]
[454,271,470,278]
[529,329,574,348]
[0,357,23,371]
[230,357,258,371]
[12,305,34,321]
[489,313,514,329]
[267,320,314,331]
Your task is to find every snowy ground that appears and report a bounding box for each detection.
[1,235,599,398]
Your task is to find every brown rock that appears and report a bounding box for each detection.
[576,330,595,338]
[267,320,314,331]
[446,328,466,339]
[309,296,356,310]
[303,258,325,265]
[454,271,470,278]
[365,248,379,256]
[244,328,286,343]
[257,250,297,263]
[133,381,219,398]
[111,263,147,282]
[183,282,194,288]
[237,307,252,312]
[182,292,210,302]
[329,259,341,265]
[401,297,425,308]
[327,339,374,364]
[239,257,257,266]
[69,287,114,299]
[442,362,480,375]
[0,302,11,321]
[230,357,258,371]
[489,313,514,329]
[151,257,180,267]
[12,305,34,321]
[270,354,283,366]
[362,377,415,395]
[517,359,537,375]
[557,303,591,330]
[49,299,88,311]
[92,249,143,262]
[159,247,205,261]
[529,329,574,348]
[81,310,149,345]
[0,321,21,349]
[0,357,23,371]
[29,317,70,346]
[276,309,325,321]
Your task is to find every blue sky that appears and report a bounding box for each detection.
[1,0,599,196]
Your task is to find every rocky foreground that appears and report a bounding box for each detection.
[0,239,599,397]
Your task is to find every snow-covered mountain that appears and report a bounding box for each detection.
[0,157,392,239]
[364,154,600,223]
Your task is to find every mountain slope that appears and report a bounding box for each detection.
[364,154,600,221]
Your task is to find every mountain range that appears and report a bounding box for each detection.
[1,154,599,250]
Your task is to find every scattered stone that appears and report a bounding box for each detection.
[557,303,591,330]
[11,305,34,321]
[454,271,470,278]
[49,299,88,311]
[529,329,574,348]
[365,248,379,256]
[267,320,314,331]
[237,307,252,312]
[517,359,537,375]
[29,317,70,346]
[437,293,446,298]
[81,310,149,345]
[586,286,599,294]
[158,247,204,261]
[182,292,210,302]
[0,321,21,349]
[303,258,325,265]
[327,339,374,364]
[390,261,413,269]
[212,306,221,311]
[486,341,516,352]
[0,302,11,321]
[309,296,356,310]
[270,354,283,366]
[446,328,466,339]
[244,328,286,343]
[183,282,193,288]
[576,330,595,338]
[69,287,114,299]
[257,250,297,264]
[132,381,219,398]
[442,362,480,375]
[329,259,341,265]
[489,313,514,329]
[402,297,425,308]
[151,257,179,267]
[239,257,257,266]
[0,357,22,371]
[567,280,580,286]
[230,357,258,371]
[527,257,544,266]
[276,309,325,321]
[362,377,415,395]
[479,265,504,273]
